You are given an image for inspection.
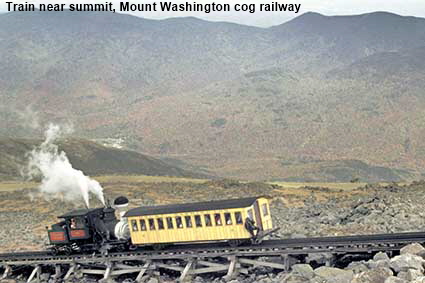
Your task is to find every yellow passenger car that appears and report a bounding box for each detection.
[125,196,273,246]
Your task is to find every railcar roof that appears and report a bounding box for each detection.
[125,196,265,217]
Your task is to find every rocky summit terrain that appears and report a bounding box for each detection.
[1,179,425,282]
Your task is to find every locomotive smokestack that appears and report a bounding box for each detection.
[113,196,129,219]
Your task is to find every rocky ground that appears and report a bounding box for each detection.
[1,179,425,282]
[273,181,425,238]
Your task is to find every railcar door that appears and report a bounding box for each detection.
[253,200,263,231]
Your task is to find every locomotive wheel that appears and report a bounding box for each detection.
[228,240,242,247]
[129,244,137,251]
[63,246,72,255]
[50,246,59,256]
[152,244,165,251]
[116,244,126,252]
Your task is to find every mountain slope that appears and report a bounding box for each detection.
[0,138,208,180]
[331,46,425,80]
[269,12,425,70]
[1,11,425,181]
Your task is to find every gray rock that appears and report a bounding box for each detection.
[279,274,310,283]
[346,262,369,274]
[374,252,390,261]
[412,277,425,283]
[367,259,391,270]
[397,271,408,280]
[146,278,159,283]
[313,266,353,283]
[352,267,393,283]
[405,269,424,281]
[390,254,424,273]
[384,276,408,283]
[291,264,314,279]
[193,276,206,283]
[400,243,425,256]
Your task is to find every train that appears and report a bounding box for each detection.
[46,196,277,254]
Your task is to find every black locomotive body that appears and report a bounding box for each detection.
[47,206,129,254]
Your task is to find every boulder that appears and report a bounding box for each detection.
[313,266,353,283]
[405,269,424,281]
[368,259,391,270]
[384,276,408,283]
[397,271,408,280]
[390,254,424,273]
[374,252,390,261]
[400,243,425,256]
[412,277,425,283]
[352,267,393,283]
[279,274,310,283]
[291,264,314,279]
[346,262,369,274]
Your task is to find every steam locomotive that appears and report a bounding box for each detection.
[47,196,275,254]
[47,197,132,255]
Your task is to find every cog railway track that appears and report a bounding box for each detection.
[1,231,425,282]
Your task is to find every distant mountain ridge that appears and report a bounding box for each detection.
[1,11,425,181]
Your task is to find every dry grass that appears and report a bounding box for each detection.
[0,181,39,191]
[93,175,207,184]
[0,175,207,192]
[269,181,367,190]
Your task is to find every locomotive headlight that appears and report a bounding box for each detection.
[114,196,129,219]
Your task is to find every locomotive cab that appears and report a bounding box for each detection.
[47,208,111,254]
[47,221,68,245]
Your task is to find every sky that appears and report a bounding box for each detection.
[1,0,425,26]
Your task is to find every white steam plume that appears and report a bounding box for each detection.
[26,124,105,207]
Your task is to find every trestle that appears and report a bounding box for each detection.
[0,255,291,282]
[27,265,41,283]
[1,265,11,280]
[63,263,77,281]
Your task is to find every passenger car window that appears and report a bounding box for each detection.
[204,214,212,226]
[176,216,183,228]
[131,220,138,232]
[157,218,164,230]
[235,212,243,224]
[185,216,193,228]
[224,213,232,225]
[148,219,155,230]
[140,219,147,231]
[166,217,174,229]
[215,213,222,226]
[262,203,269,216]
[194,215,202,227]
